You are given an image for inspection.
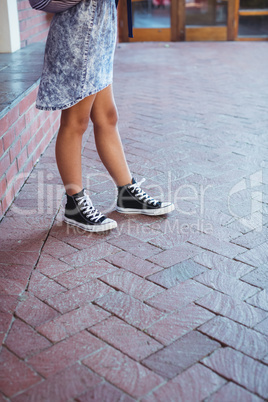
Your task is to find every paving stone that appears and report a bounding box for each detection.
[203,347,268,399]
[242,265,268,290]
[100,269,164,301]
[148,259,207,288]
[0,251,39,267]
[27,271,66,300]
[41,236,78,259]
[199,316,268,360]
[142,364,226,402]
[1,42,268,401]
[15,293,59,328]
[35,253,73,278]
[0,311,12,344]
[49,227,104,250]
[206,381,263,402]
[198,220,242,243]
[0,277,25,298]
[95,291,163,330]
[37,303,110,342]
[196,291,268,327]
[0,348,41,398]
[127,223,162,242]
[235,242,268,267]
[146,279,211,312]
[60,243,120,267]
[148,243,202,268]
[89,316,162,360]
[108,234,161,259]
[27,331,105,378]
[145,303,214,345]
[4,319,51,358]
[55,260,118,289]
[0,216,52,232]
[12,363,102,402]
[262,354,268,364]
[0,236,44,252]
[46,279,115,314]
[148,231,195,250]
[193,250,255,278]
[0,295,18,314]
[142,330,220,380]
[195,270,259,300]
[105,250,162,277]
[0,264,32,296]
[231,227,268,249]
[76,382,134,402]
[82,346,164,398]
[187,232,247,258]
[247,290,268,311]
[254,317,268,336]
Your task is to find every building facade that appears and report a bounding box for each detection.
[118,0,268,42]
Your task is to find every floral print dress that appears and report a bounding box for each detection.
[36,0,117,111]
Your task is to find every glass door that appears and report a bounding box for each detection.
[118,0,235,41]
[184,0,235,41]
[118,0,177,41]
[235,0,268,40]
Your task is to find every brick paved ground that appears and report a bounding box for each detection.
[1,42,268,401]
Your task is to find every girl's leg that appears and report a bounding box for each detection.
[55,94,96,195]
[90,85,132,187]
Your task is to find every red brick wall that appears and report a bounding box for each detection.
[17,0,53,48]
[0,85,60,219]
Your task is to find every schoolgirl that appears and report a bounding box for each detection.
[33,0,174,232]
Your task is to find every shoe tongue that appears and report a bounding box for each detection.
[73,189,85,198]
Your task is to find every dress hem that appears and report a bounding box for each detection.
[36,82,112,111]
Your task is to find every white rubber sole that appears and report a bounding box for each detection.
[64,217,117,232]
[116,203,175,216]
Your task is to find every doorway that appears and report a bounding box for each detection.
[118,0,235,41]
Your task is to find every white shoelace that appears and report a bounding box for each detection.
[129,178,159,206]
[76,191,104,222]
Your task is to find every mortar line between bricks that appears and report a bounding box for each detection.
[233,256,259,267]
[6,313,56,350]
[86,322,167,362]
[10,205,87,343]
[137,342,224,387]
[203,382,229,402]
[1,342,48,381]
[192,277,262,299]
[196,328,268,366]
[24,208,61,293]
[199,359,267,399]
[5,380,47,402]
[102,256,165,279]
[97,271,169,292]
[2,207,63,356]
[72,374,129,402]
[186,239,249,257]
[77,345,168,400]
[90,298,169,339]
[23,128,91,293]
[193,300,268,330]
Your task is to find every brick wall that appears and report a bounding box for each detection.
[17,0,53,48]
[0,85,60,219]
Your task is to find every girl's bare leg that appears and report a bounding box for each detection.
[55,94,96,195]
[90,85,132,187]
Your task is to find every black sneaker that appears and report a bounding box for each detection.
[116,178,175,215]
[64,189,117,232]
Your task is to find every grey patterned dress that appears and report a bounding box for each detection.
[36,0,117,111]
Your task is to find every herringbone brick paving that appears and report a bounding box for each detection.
[1,42,268,400]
